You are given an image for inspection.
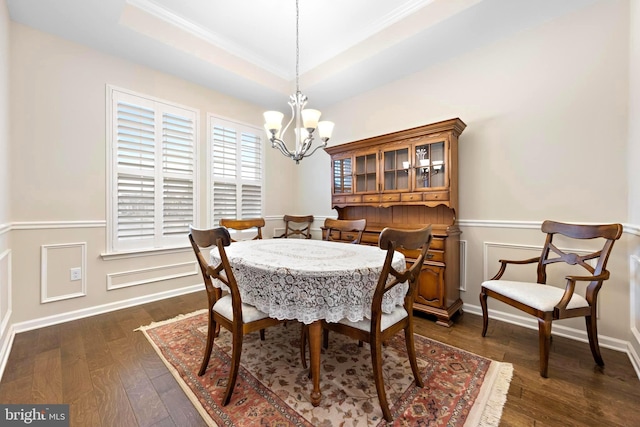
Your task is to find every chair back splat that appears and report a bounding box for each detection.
[275,214,314,239]
[322,218,366,244]
[219,217,265,241]
[480,220,622,378]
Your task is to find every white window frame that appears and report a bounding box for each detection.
[207,114,264,228]
[106,85,199,254]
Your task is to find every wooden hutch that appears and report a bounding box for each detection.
[324,118,466,326]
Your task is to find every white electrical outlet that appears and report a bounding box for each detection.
[70,267,82,281]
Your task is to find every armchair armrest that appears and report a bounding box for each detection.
[490,256,541,280]
[555,272,610,310]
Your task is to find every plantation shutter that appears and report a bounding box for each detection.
[162,111,195,238]
[211,118,263,225]
[110,89,198,252]
[241,132,262,218]
[115,99,156,245]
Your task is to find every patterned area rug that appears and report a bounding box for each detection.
[137,310,512,426]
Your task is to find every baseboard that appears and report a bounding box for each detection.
[0,284,204,382]
[463,303,640,380]
[12,284,203,334]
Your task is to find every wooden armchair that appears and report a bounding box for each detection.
[219,217,265,241]
[188,226,283,405]
[320,226,432,421]
[480,220,622,377]
[275,214,314,239]
[322,218,366,244]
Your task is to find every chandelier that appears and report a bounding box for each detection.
[263,0,334,164]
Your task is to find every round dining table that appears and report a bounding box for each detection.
[210,237,407,406]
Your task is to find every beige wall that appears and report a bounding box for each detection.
[7,21,297,327]
[300,0,638,363]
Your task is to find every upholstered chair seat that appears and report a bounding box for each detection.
[481,280,589,312]
[212,295,272,323]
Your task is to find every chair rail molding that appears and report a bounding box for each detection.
[11,220,106,230]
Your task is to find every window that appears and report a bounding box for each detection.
[107,86,198,252]
[209,116,263,225]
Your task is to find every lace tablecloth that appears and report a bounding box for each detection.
[210,239,407,324]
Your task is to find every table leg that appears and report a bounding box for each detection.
[308,320,322,406]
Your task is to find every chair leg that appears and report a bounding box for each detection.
[322,328,329,349]
[538,318,552,378]
[404,326,424,388]
[480,289,489,337]
[198,313,216,376]
[221,332,243,406]
[370,336,392,422]
[259,328,265,341]
[586,314,604,366]
[300,324,308,369]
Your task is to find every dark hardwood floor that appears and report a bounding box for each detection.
[0,290,638,426]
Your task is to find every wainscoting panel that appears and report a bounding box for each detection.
[0,250,11,337]
[107,261,199,290]
[40,242,87,303]
[630,255,640,377]
[459,240,467,292]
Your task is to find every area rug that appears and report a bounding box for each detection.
[137,310,512,426]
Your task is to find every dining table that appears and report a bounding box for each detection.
[210,237,407,406]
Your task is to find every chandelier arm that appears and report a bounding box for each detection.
[298,136,313,155]
[301,141,328,159]
[280,101,296,141]
[270,137,295,158]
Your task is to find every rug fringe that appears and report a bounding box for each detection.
[134,308,209,332]
[465,361,514,427]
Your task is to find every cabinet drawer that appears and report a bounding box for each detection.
[401,192,422,202]
[423,191,449,201]
[345,195,362,203]
[332,196,346,204]
[430,238,445,251]
[427,250,444,262]
[362,194,380,203]
[400,248,444,263]
[380,194,401,203]
[341,232,361,242]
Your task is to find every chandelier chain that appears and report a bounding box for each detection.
[295,0,299,93]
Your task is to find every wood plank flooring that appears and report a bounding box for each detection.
[0,290,638,426]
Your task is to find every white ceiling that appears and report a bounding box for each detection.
[6,0,597,109]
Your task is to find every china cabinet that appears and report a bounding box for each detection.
[325,118,466,326]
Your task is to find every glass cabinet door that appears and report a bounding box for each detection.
[355,152,377,193]
[382,147,409,191]
[413,141,446,189]
[332,157,352,194]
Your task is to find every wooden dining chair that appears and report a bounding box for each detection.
[219,217,265,241]
[316,225,432,421]
[480,220,622,378]
[322,218,366,244]
[275,214,314,239]
[188,226,283,405]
